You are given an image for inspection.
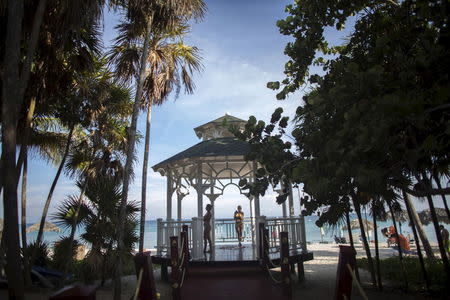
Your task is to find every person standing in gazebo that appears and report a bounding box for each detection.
[234,205,244,246]
[203,204,212,253]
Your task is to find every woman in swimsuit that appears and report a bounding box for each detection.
[203,204,212,253]
[234,205,244,246]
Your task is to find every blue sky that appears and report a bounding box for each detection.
[1,0,439,223]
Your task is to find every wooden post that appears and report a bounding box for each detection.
[134,251,158,300]
[263,228,270,266]
[334,245,357,300]
[170,236,180,300]
[297,262,305,282]
[258,222,265,262]
[156,218,163,255]
[182,225,190,261]
[280,232,291,297]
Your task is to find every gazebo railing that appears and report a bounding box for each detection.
[156,219,193,255]
[214,218,253,243]
[264,216,307,253]
[156,215,307,258]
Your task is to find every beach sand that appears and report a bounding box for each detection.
[0,242,437,299]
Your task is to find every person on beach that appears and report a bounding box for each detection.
[440,225,450,254]
[382,226,410,252]
[203,204,212,253]
[234,205,244,246]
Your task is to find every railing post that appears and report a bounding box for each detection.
[156,218,163,255]
[299,214,307,252]
[280,232,292,297]
[182,225,190,261]
[170,236,180,300]
[256,215,266,259]
[191,217,201,259]
[263,228,270,266]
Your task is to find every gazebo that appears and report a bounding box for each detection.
[152,114,307,260]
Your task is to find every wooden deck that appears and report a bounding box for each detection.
[151,243,313,267]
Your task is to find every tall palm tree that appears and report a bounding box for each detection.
[110,22,202,252]
[108,2,205,298]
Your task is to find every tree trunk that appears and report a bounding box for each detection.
[139,100,153,253]
[114,17,153,300]
[372,205,382,290]
[402,190,430,292]
[16,96,37,184]
[421,173,450,278]
[388,202,408,290]
[1,1,25,298]
[404,192,435,259]
[2,0,46,296]
[352,198,377,287]
[345,212,354,248]
[433,174,450,221]
[35,126,74,247]
[21,150,33,287]
[345,211,360,282]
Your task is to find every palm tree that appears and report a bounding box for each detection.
[109,2,205,298]
[53,176,139,283]
[110,22,201,252]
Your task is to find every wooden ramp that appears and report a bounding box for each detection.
[180,265,291,300]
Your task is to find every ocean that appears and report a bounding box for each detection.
[24,214,446,250]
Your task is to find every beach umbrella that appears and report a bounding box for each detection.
[342,218,374,231]
[26,222,61,234]
[418,208,449,226]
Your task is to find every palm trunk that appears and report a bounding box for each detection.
[372,205,382,290]
[139,100,153,253]
[2,0,26,297]
[21,150,33,286]
[16,96,36,184]
[403,191,435,259]
[388,202,408,290]
[352,198,377,287]
[421,173,450,278]
[433,174,450,221]
[114,17,153,300]
[35,126,74,247]
[402,190,430,291]
[345,211,360,282]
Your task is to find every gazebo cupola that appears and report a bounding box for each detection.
[193,114,247,141]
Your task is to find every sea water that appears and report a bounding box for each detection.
[24,214,446,250]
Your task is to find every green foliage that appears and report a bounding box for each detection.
[51,237,80,271]
[234,0,450,228]
[53,176,139,281]
[23,241,50,268]
[357,257,445,293]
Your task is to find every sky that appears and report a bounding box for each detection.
[1,0,442,223]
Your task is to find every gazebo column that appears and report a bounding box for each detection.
[166,170,173,219]
[196,162,204,218]
[275,188,287,217]
[248,195,255,246]
[252,163,261,218]
[177,192,187,220]
[288,182,295,217]
[205,192,220,248]
[252,162,262,256]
